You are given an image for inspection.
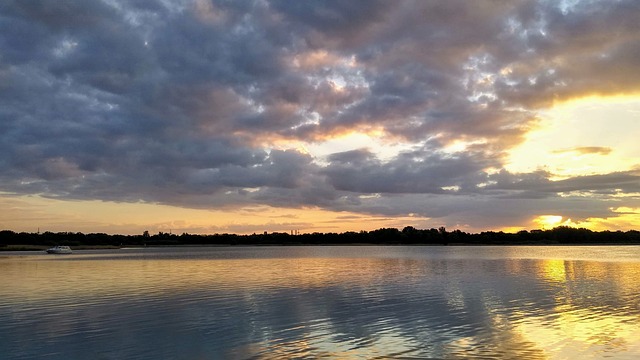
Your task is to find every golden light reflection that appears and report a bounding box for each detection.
[512,259,640,359]
[515,310,640,358]
[539,259,568,283]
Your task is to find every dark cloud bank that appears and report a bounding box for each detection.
[1,0,639,229]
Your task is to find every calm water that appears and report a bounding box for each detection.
[1,246,639,359]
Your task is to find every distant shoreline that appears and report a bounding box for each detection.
[2,227,639,251]
[3,243,640,252]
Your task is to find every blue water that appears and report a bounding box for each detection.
[1,246,639,359]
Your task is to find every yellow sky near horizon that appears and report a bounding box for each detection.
[506,95,640,178]
[0,193,429,235]
[503,95,640,232]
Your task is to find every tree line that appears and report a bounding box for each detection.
[1,226,639,249]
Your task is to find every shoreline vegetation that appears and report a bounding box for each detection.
[1,226,639,251]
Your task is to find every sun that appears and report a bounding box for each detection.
[534,215,564,230]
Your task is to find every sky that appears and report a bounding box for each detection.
[1,0,639,235]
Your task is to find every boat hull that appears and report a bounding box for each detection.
[46,246,73,254]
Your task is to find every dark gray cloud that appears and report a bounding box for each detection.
[322,146,494,194]
[1,0,639,230]
[488,169,640,196]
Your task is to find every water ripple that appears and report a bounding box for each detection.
[1,246,640,359]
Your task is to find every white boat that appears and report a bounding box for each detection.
[46,245,73,254]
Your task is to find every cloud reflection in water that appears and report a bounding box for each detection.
[1,246,639,359]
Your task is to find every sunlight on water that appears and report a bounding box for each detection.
[1,246,639,359]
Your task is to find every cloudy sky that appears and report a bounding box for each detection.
[1,0,639,235]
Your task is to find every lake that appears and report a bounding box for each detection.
[1,246,639,359]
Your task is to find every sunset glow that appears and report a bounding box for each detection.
[1,1,639,235]
[507,96,640,178]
